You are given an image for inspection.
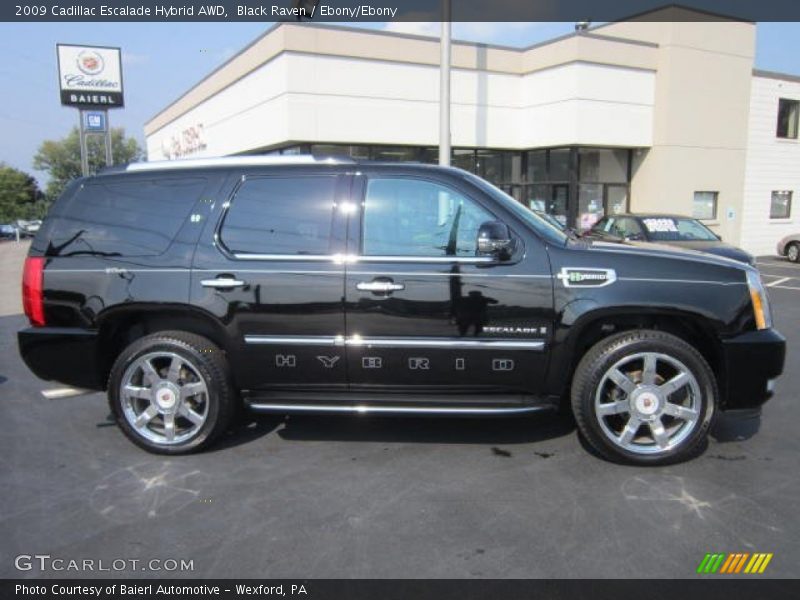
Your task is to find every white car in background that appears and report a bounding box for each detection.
[777,233,800,263]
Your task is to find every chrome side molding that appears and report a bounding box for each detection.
[243,335,545,351]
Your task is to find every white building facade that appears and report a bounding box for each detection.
[144,17,800,256]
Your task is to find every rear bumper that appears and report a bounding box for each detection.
[720,329,785,410]
[18,327,103,390]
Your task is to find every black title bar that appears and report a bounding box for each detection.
[3,579,800,600]
[6,0,800,22]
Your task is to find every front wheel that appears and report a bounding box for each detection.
[108,331,234,454]
[571,330,716,465]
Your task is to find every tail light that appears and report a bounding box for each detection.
[22,257,45,326]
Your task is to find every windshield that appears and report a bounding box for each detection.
[462,172,568,245]
[640,217,719,242]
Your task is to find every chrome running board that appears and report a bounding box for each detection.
[246,402,552,416]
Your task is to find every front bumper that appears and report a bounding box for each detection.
[719,329,785,410]
[18,327,103,390]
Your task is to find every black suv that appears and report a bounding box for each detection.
[18,157,785,464]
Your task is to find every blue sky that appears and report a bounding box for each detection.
[0,21,798,187]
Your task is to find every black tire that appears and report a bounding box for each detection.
[787,242,800,263]
[108,331,235,454]
[571,329,716,466]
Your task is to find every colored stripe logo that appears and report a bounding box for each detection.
[697,553,773,574]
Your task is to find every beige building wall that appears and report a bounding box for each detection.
[601,20,756,245]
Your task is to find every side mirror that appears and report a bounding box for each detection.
[477,220,514,260]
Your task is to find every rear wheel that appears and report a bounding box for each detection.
[787,242,799,263]
[571,330,716,465]
[108,331,234,454]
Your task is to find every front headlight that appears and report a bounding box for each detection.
[746,269,772,330]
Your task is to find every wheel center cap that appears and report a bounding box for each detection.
[154,382,179,411]
[633,390,660,416]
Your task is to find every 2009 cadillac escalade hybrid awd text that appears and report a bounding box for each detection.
[18,157,785,464]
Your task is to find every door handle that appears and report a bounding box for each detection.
[356,280,405,293]
[201,277,247,289]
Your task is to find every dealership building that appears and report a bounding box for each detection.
[144,14,800,256]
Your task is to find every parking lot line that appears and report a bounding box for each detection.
[767,277,792,287]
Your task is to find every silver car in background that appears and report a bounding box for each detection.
[777,233,800,262]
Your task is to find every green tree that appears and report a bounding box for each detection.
[0,163,45,222]
[33,127,143,199]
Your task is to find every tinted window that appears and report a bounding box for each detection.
[362,178,494,257]
[46,176,206,257]
[615,218,643,238]
[221,176,336,255]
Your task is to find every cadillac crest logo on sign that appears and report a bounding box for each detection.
[77,50,105,75]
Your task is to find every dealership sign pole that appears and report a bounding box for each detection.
[56,44,124,176]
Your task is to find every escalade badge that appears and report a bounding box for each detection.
[557,267,617,288]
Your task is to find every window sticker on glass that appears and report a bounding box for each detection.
[642,218,678,233]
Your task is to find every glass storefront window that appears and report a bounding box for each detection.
[419,147,439,164]
[527,150,547,183]
[578,148,628,183]
[371,146,419,162]
[452,149,475,172]
[348,146,371,160]
[526,184,550,212]
[476,150,522,185]
[578,184,605,230]
[549,148,570,181]
[606,185,629,215]
[476,150,506,181]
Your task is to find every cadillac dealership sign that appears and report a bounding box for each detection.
[56,44,124,108]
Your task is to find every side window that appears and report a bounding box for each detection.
[617,218,643,238]
[221,176,336,256]
[47,176,206,257]
[590,217,610,233]
[362,178,494,257]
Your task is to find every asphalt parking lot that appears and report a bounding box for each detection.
[0,239,798,579]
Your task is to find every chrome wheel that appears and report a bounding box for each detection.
[594,352,705,455]
[120,351,209,445]
[788,244,799,262]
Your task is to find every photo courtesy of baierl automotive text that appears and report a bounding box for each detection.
[1,0,800,594]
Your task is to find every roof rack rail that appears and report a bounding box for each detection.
[125,155,356,172]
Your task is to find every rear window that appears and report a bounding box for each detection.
[219,176,337,256]
[44,176,207,257]
[641,217,718,242]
